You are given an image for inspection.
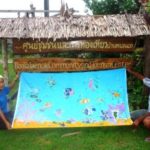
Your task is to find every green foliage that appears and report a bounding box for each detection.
[84,0,141,14]
[145,1,150,14]
[127,50,148,111]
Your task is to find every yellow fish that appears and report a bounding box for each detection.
[80,99,90,104]
[113,92,120,98]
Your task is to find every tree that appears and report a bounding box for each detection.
[84,0,141,15]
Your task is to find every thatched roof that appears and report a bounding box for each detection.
[0,14,149,40]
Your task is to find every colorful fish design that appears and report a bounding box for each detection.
[112,92,120,98]
[55,109,63,117]
[83,107,96,115]
[88,79,94,90]
[40,102,52,112]
[47,77,56,87]
[100,103,125,123]
[80,98,90,104]
[64,88,74,97]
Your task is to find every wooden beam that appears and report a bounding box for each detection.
[1,39,9,86]
[13,58,133,72]
[0,9,79,14]
[0,10,60,13]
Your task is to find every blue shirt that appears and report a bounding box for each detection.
[0,86,10,113]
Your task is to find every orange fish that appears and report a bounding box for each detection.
[113,92,120,98]
[40,102,52,112]
[44,102,52,108]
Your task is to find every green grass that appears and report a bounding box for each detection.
[0,126,150,150]
[0,64,150,150]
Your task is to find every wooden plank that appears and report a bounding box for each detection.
[13,38,135,54]
[14,58,133,72]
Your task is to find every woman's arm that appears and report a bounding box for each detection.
[127,68,144,81]
[133,112,150,127]
[0,109,11,129]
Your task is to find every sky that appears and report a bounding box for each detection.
[0,0,90,18]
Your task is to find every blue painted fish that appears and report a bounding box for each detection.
[47,77,56,87]
[36,99,42,103]
[64,88,74,97]
[30,88,39,98]
[83,107,96,115]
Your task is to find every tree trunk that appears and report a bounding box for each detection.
[144,36,150,78]
[1,39,9,86]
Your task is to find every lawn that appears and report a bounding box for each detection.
[0,63,150,150]
[0,126,150,150]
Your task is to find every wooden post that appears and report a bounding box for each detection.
[144,36,150,78]
[143,36,150,100]
[1,39,9,86]
[44,0,49,17]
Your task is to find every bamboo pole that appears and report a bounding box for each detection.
[1,39,8,86]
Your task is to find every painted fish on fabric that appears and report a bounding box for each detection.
[55,109,63,117]
[64,88,74,98]
[80,98,90,104]
[83,107,96,115]
[40,102,52,112]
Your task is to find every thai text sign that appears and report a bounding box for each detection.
[13,38,135,54]
[14,58,133,72]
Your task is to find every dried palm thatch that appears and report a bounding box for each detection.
[126,14,150,36]
[0,14,149,41]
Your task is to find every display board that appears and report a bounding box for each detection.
[12,68,132,128]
